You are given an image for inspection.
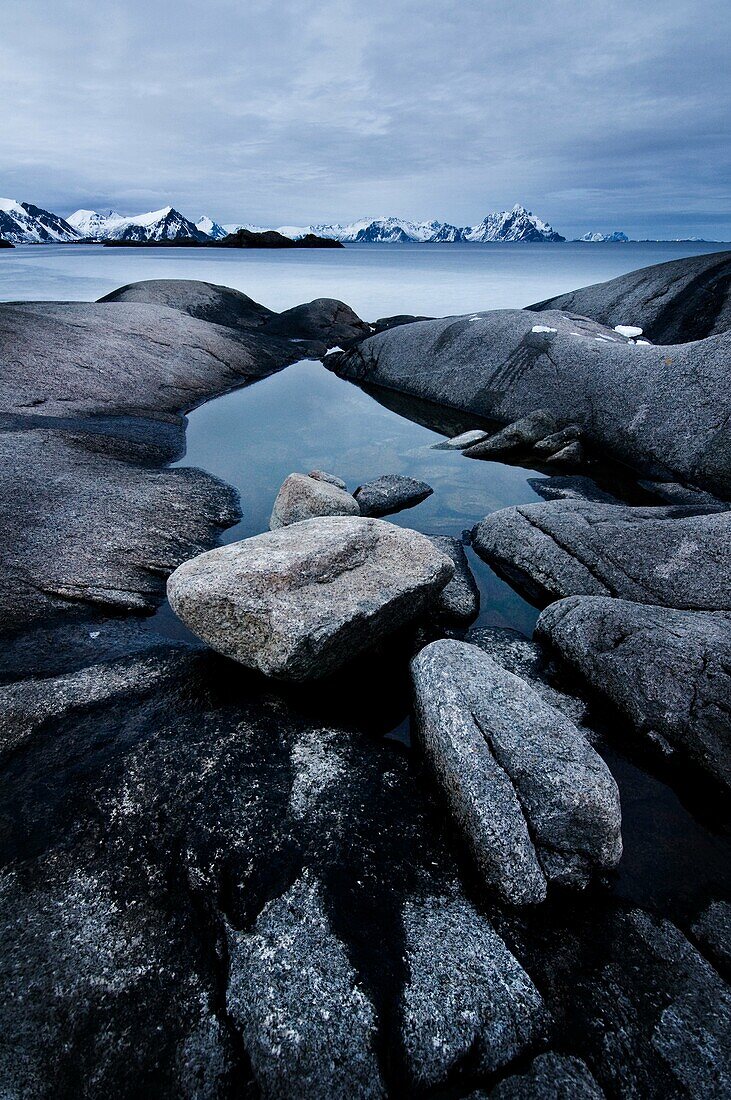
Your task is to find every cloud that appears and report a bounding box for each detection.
[1,0,729,238]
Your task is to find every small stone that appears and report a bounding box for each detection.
[270,472,359,529]
[353,474,433,517]
[431,429,490,450]
[463,410,559,459]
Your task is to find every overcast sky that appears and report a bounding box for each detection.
[2,0,729,238]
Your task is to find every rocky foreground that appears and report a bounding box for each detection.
[1,257,730,1098]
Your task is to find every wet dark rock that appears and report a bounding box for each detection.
[308,469,347,490]
[425,536,480,624]
[225,873,385,1099]
[544,440,585,467]
[330,307,731,496]
[463,410,559,459]
[400,890,547,1088]
[638,479,729,510]
[411,640,622,904]
[354,474,433,517]
[487,1053,604,1098]
[168,516,454,680]
[527,476,618,504]
[692,901,731,975]
[269,471,360,529]
[472,500,731,610]
[530,249,731,344]
[537,596,731,790]
[260,298,370,351]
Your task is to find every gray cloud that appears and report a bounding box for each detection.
[1,0,729,238]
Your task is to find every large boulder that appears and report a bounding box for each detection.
[410,640,622,904]
[486,1053,604,1098]
[530,250,731,344]
[472,500,731,610]
[225,874,385,1099]
[269,472,360,529]
[537,596,731,790]
[400,890,547,1088]
[329,307,731,497]
[99,278,276,330]
[168,516,454,680]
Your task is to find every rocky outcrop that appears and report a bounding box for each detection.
[400,891,547,1088]
[530,250,731,344]
[269,472,360,528]
[537,596,731,789]
[329,308,731,496]
[0,284,366,632]
[168,517,454,680]
[472,501,731,610]
[226,874,385,1098]
[411,640,622,904]
[353,474,433,517]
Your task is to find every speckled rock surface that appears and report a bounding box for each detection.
[226,873,385,1099]
[354,474,433,517]
[488,1053,604,1098]
[472,500,731,609]
[400,890,547,1088]
[269,471,360,528]
[425,536,480,624]
[410,640,622,904]
[537,596,731,789]
[168,516,454,680]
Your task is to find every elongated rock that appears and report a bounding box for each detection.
[168,516,454,680]
[410,640,622,904]
[472,500,731,610]
[354,474,433,517]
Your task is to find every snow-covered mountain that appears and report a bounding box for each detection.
[68,206,208,242]
[276,205,564,243]
[196,216,227,240]
[0,198,80,243]
[462,205,565,242]
[221,222,272,236]
[577,231,629,243]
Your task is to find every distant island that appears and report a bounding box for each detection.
[103,228,343,249]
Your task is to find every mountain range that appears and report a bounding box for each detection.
[273,206,565,243]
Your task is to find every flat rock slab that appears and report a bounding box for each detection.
[431,428,489,450]
[168,516,454,680]
[330,305,731,497]
[530,249,731,344]
[411,639,622,905]
[537,596,731,790]
[354,474,433,517]
[472,500,731,610]
[400,891,547,1088]
[226,874,385,1099]
[270,472,360,528]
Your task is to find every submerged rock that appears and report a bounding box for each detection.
[529,249,731,344]
[410,640,622,904]
[353,474,433,517]
[472,500,731,610]
[400,891,547,1088]
[330,306,731,496]
[537,596,731,789]
[226,874,385,1099]
[168,516,454,680]
[269,471,360,529]
[426,536,480,624]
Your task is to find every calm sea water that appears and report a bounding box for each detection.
[0,239,724,315]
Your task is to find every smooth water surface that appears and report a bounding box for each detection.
[170,358,545,637]
[0,240,725,317]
